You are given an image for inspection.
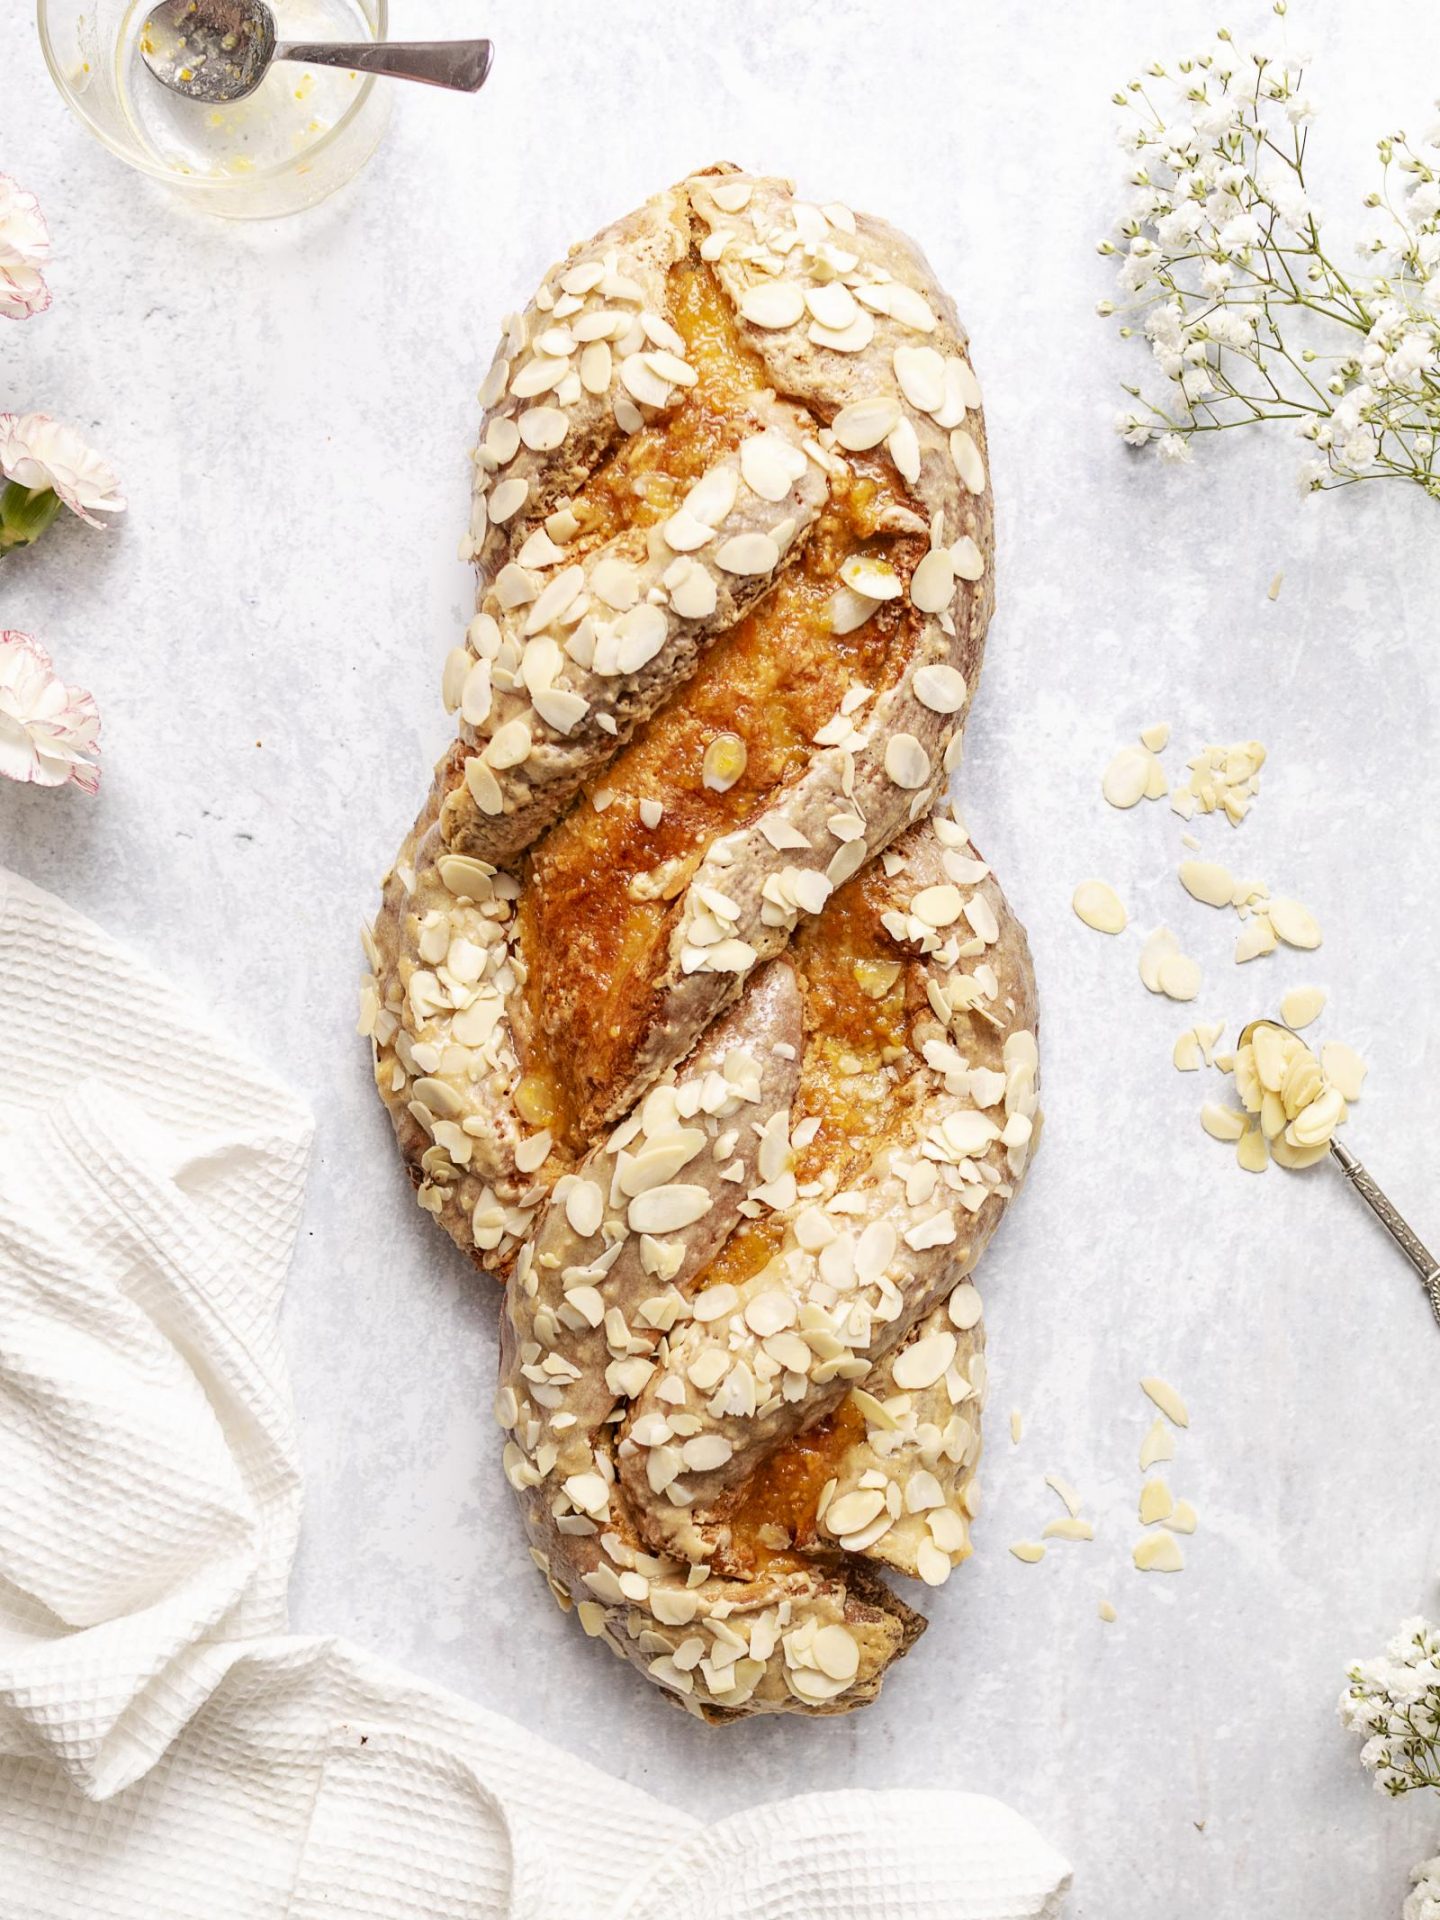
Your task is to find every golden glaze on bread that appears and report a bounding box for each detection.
[363,167,1038,1719]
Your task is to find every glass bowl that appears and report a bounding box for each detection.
[37,0,392,218]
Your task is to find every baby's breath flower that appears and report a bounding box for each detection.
[1406,1855,1440,1920]
[1340,1616,1440,1799]
[1100,32,1440,499]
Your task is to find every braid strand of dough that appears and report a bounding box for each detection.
[362,166,1040,1720]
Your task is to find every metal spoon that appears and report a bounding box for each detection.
[139,0,493,105]
[1240,1019,1440,1327]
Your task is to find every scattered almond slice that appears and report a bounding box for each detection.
[1139,926,1180,992]
[1073,879,1127,934]
[1237,1124,1269,1172]
[1042,1516,1096,1542]
[1179,858,1235,908]
[1144,754,1169,800]
[1235,916,1277,963]
[1267,571,1284,601]
[1201,1102,1246,1142]
[1321,1042,1367,1102]
[1010,1541,1047,1565]
[1010,1409,1023,1445]
[1173,1029,1202,1072]
[1140,1376,1189,1428]
[1281,986,1326,1030]
[1140,721,1171,752]
[1133,1530,1185,1573]
[1139,1477,1174,1526]
[1193,1020,1225,1064]
[1102,746,1153,809]
[1157,952,1201,1002]
[1268,897,1322,950]
[1170,1499,1198,1535]
[1098,1598,1118,1623]
[1045,1474,1083,1517]
[1139,1417,1174,1470]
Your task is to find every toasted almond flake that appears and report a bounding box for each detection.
[436,854,493,898]
[806,281,859,331]
[487,477,529,524]
[948,1282,983,1330]
[1042,1516,1095,1542]
[1133,1530,1184,1573]
[812,1622,861,1682]
[1173,1030,1202,1072]
[910,548,956,615]
[893,1331,958,1392]
[1170,1499,1198,1534]
[564,1179,604,1239]
[702,732,748,792]
[832,394,901,451]
[708,178,754,213]
[886,417,921,484]
[628,1184,711,1233]
[579,339,613,394]
[912,663,968,713]
[893,344,947,412]
[739,280,805,329]
[917,1541,953,1587]
[808,312,874,353]
[825,1488,886,1535]
[485,717,532,770]
[510,356,568,399]
[949,428,986,493]
[840,554,903,601]
[950,535,985,580]
[739,431,807,502]
[1141,1376,1189,1428]
[1268,897,1322,950]
[663,509,716,553]
[1280,985,1326,1030]
[1072,880,1127,935]
[464,754,503,814]
[1139,722,1171,752]
[1321,1041,1366,1102]
[1098,1599,1118,1622]
[885,733,931,791]
[1009,1541,1047,1564]
[518,406,568,452]
[714,531,780,576]
[1235,916,1277,963]
[912,882,963,928]
[666,558,718,621]
[681,1433,733,1473]
[1157,952,1201,1002]
[887,283,938,332]
[1179,859,1235,908]
[619,353,672,409]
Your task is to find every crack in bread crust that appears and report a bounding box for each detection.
[363,166,1038,1722]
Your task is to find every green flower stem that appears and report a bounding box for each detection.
[0,482,61,554]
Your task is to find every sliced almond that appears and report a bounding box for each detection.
[1073,880,1127,935]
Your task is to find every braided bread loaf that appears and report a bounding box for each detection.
[362,167,1040,1720]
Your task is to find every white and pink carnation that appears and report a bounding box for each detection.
[0,630,101,794]
[0,174,51,322]
[0,413,126,527]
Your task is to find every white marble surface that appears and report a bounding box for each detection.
[5,3,1439,1913]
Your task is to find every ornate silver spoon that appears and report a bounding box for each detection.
[1241,1019,1440,1328]
[139,0,493,105]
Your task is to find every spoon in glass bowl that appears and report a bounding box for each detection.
[1240,1018,1440,1328]
[139,0,493,104]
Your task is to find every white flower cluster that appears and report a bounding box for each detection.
[1100,7,1440,498]
[1407,1856,1440,1920]
[1339,1616,1440,1799]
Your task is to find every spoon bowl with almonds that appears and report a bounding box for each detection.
[1237,1018,1440,1328]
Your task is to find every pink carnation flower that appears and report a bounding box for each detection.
[0,630,101,793]
[0,413,126,528]
[0,175,51,322]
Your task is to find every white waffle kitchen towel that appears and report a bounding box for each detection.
[0,866,1072,1920]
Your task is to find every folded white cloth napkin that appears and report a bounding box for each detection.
[0,866,1072,1919]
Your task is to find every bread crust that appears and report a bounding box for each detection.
[362,167,1037,1720]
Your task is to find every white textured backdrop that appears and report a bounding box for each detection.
[3,3,1438,1915]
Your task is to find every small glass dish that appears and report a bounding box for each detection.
[37,0,392,219]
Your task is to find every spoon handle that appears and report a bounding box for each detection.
[1330,1137,1440,1328]
[275,37,493,92]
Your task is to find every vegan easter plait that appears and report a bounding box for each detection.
[361,166,1040,1719]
